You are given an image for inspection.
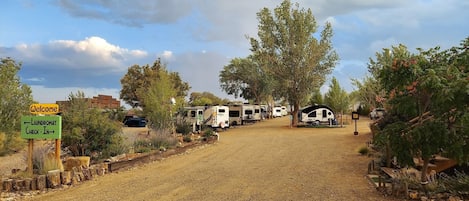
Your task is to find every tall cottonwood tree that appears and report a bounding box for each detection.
[219,56,273,104]
[0,57,33,155]
[140,67,183,132]
[250,0,338,126]
[120,58,189,108]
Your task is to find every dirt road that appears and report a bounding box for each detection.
[26,117,395,201]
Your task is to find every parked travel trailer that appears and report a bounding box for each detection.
[203,105,230,129]
[273,106,283,117]
[182,106,205,131]
[240,104,262,124]
[260,105,268,120]
[281,106,288,116]
[228,104,242,126]
[298,105,336,126]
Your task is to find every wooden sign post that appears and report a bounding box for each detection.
[21,103,61,175]
[352,112,359,135]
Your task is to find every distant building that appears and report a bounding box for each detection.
[56,94,121,111]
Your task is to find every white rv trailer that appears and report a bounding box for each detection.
[203,105,230,129]
[228,104,242,126]
[241,104,262,124]
[280,106,288,116]
[272,106,282,117]
[182,106,205,131]
[298,105,336,126]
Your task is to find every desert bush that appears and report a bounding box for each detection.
[439,170,469,197]
[0,132,26,156]
[150,133,178,150]
[29,144,63,175]
[175,121,192,135]
[133,139,153,153]
[357,146,370,156]
[203,129,214,138]
[183,136,192,143]
[100,134,129,159]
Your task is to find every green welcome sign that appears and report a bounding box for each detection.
[21,115,62,139]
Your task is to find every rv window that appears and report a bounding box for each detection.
[190,111,196,117]
[328,112,332,115]
[229,111,240,117]
[322,110,327,118]
[245,110,253,115]
[308,111,317,117]
[218,109,226,113]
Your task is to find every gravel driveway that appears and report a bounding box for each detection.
[21,116,397,201]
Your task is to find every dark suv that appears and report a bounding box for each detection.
[124,117,147,127]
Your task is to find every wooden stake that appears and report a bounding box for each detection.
[28,139,34,175]
[55,139,61,162]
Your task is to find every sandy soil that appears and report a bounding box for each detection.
[6,116,398,201]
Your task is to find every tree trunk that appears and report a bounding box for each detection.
[421,157,430,197]
[292,102,299,127]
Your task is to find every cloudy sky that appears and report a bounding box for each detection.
[1,0,468,106]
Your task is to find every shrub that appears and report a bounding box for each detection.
[357,146,370,156]
[175,121,193,135]
[203,129,214,138]
[133,139,152,153]
[439,170,469,197]
[183,136,192,143]
[150,133,178,150]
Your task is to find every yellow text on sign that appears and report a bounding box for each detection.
[30,103,59,115]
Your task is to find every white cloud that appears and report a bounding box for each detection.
[4,36,149,74]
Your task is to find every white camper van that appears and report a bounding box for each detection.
[298,105,336,126]
[203,105,230,129]
[273,106,283,118]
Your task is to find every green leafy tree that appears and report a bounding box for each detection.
[220,56,273,103]
[370,38,469,187]
[351,76,385,110]
[140,67,180,132]
[309,88,323,105]
[120,58,190,107]
[0,57,33,155]
[250,0,338,126]
[189,92,229,106]
[324,77,349,125]
[61,91,124,158]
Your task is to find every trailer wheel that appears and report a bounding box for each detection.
[314,120,320,126]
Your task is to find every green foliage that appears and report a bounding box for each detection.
[219,56,273,103]
[189,92,229,106]
[175,120,192,135]
[0,57,33,155]
[351,76,385,109]
[120,58,190,108]
[324,77,350,114]
[357,146,369,156]
[61,91,123,158]
[439,170,469,197]
[309,88,323,105]
[150,133,178,150]
[249,0,339,126]
[202,129,214,138]
[369,37,469,182]
[183,136,192,143]
[140,67,178,131]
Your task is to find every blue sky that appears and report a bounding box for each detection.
[1,0,468,105]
